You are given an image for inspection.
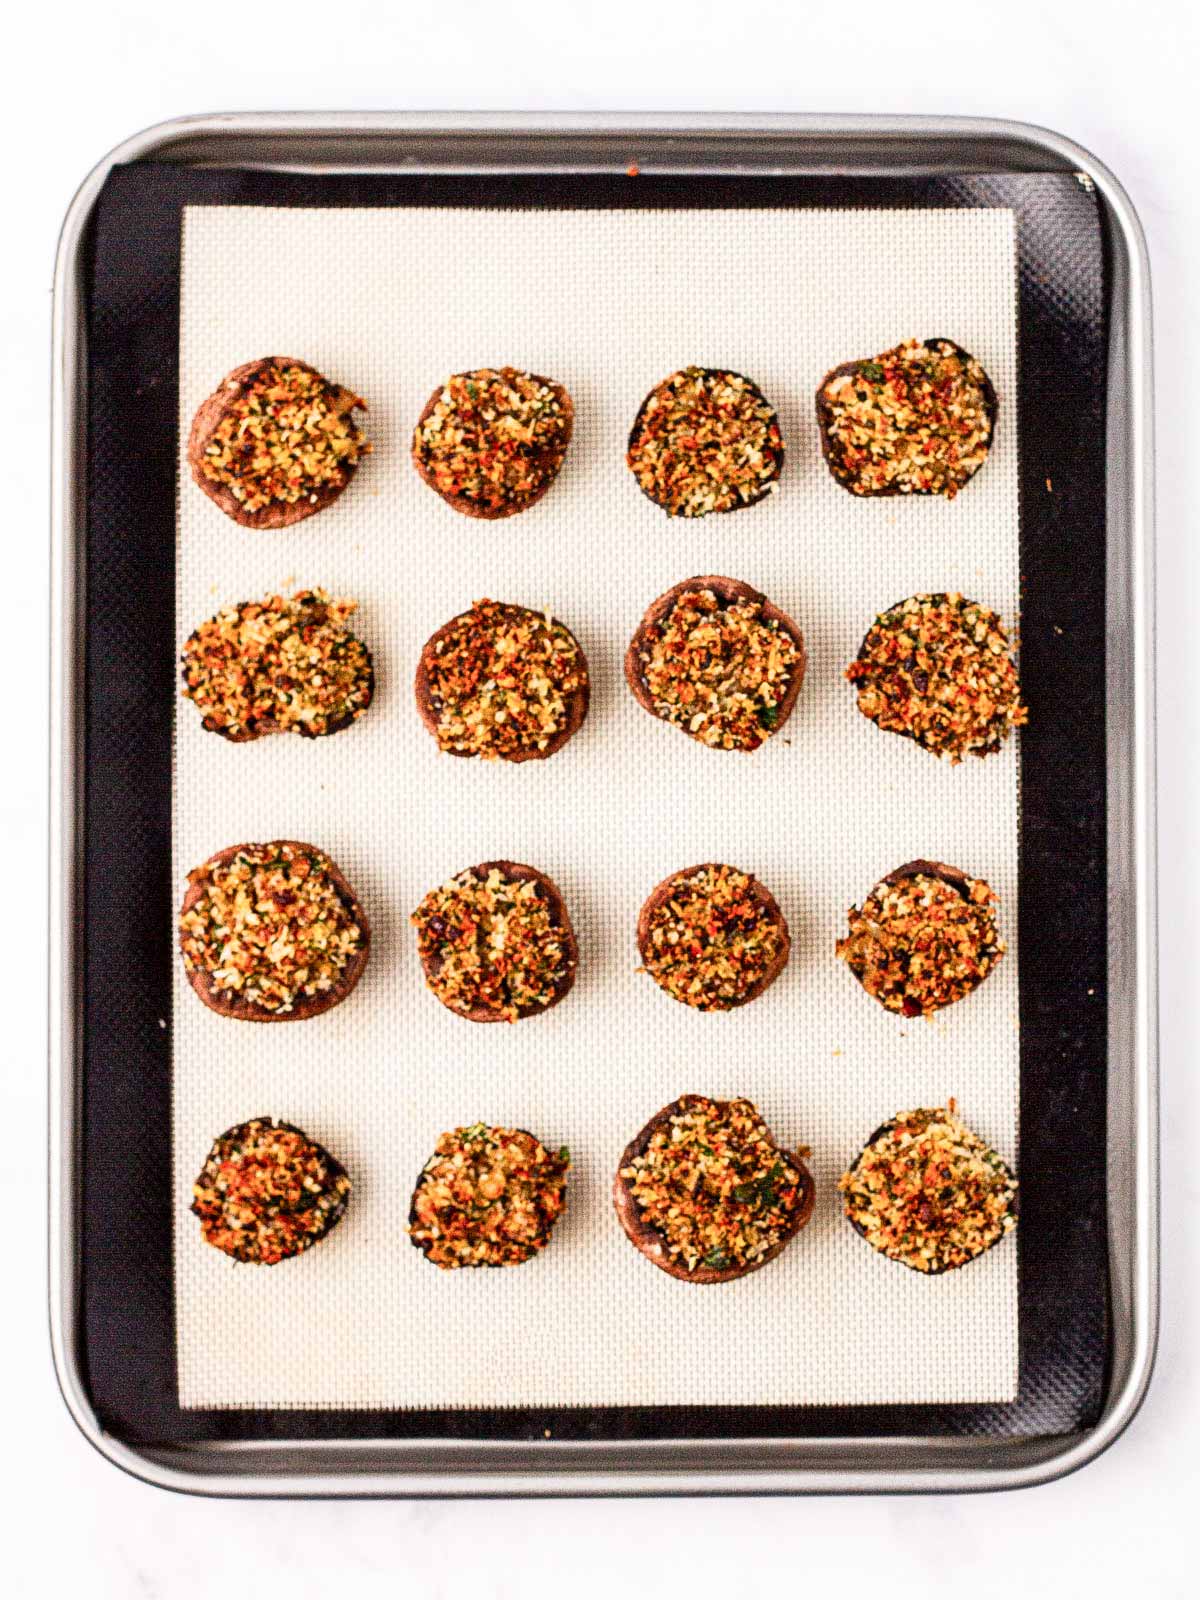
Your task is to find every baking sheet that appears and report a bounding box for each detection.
[173,202,1020,1410]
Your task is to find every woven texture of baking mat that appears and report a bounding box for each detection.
[173,203,1020,1410]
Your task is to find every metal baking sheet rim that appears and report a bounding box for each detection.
[48,112,1158,1498]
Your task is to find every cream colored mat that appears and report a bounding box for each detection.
[174,202,1019,1409]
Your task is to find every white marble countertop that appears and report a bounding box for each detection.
[4,1,1197,1593]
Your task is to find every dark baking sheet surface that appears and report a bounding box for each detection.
[81,163,1107,1447]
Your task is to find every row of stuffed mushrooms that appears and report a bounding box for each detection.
[187,342,997,530]
[178,848,1006,1025]
[192,1098,1017,1280]
[181,584,1027,763]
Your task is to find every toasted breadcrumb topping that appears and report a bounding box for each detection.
[409,1125,569,1268]
[412,866,574,1022]
[192,1119,351,1265]
[839,1103,1017,1273]
[413,368,571,513]
[820,340,993,498]
[199,362,368,514]
[637,587,801,751]
[424,599,586,759]
[837,871,1004,1017]
[847,593,1026,761]
[181,589,372,740]
[621,1096,806,1273]
[641,865,787,1010]
[627,367,783,517]
[180,843,364,1014]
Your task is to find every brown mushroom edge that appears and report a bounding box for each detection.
[626,368,784,516]
[416,861,579,1023]
[413,604,590,762]
[192,1116,352,1263]
[181,616,375,745]
[187,357,367,530]
[612,1096,816,1284]
[814,339,998,499]
[843,1114,1018,1275]
[407,1126,567,1269]
[411,371,574,520]
[178,841,371,1022]
[879,858,976,899]
[636,863,791,1010]
[624,576,807,745]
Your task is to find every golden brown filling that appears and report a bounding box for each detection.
[413,368,570,512]
[412,867,573,1022]
[409,1125,569,1268]
[199,362,368,513]
[820,340,992,498]
[192,1119,351,1266]
[839,1104,1017,1273]
[847,593,1026,761]
[837,872,1003,1017]
[641,865,786,1010]
[627,367,783,517]
[424,600,586,758]
[622,1097,805,1273]
[181,590,372,739]
[636,588,800,751]
[180,844,364,1014]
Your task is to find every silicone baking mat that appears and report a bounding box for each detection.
[80,163,1108,1446]
[171,202,1020,1411]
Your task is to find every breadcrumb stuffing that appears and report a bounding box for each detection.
[423,599,586,759]
[199,361,368,513]
[409,1125,569,1268]
[412,865,575,1022]
[192,1119,351,1265]
[640,865,787,1010]
[180,843,364,1014]
[636,586,801,751]
[627,367,783,517]
[621,1096,807,1273]
[413,368,571,514]
[847,593,1026,761]
[839,1103,1017,1273]
[181,589,372,740]
[819,339,993,498]
[837,870,1004,1017]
